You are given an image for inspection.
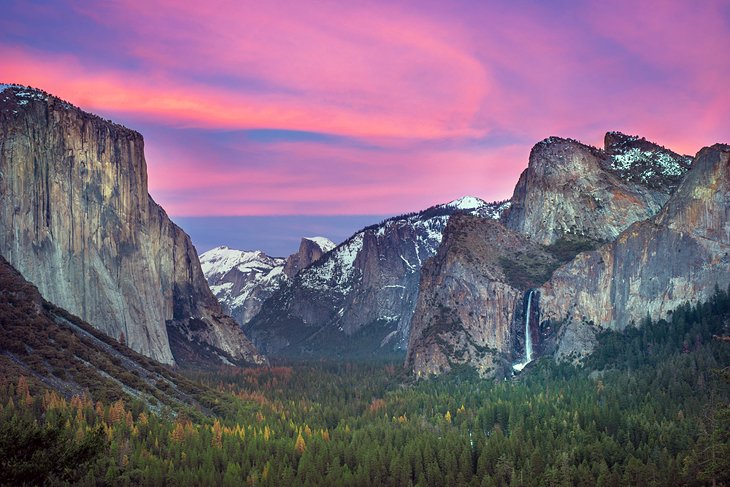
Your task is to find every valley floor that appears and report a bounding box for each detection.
[1,292,729,486]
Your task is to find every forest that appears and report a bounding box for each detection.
[1,288,728,486]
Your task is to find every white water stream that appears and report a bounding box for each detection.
[513,290,534,372]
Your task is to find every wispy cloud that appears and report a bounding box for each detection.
[2,0,728,216]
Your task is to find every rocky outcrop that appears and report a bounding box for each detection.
[603,132,691,191]
[503,133,691,245]
[0,84,264,366]
[540,144,730,359]
[283,237,336,278]
[200,236,335,326]
[246,198,511,357]
[407,132,700,378]
[406,215,559,377]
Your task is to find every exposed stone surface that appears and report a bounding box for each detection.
[406,215,559,377]
[0,84,264,366]
[553,320,598,364]
[503,134,691,245]
[406,132,713,378]
[200,236,334,327]
[539,144,730,357]
[246,199,511,357]
[283,237,336,278]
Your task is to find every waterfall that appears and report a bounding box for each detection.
[513,289,535,372]
[524,289,534,362]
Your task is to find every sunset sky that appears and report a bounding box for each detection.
[3,0,729,255]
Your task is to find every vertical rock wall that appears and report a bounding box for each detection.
[0,86,263,366]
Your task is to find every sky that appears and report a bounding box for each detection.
[2,0,729,255]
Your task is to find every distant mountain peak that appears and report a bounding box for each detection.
[201,235,337,327]
[446,195,487,210]
[200,247,284,283]
[302,236,336,252]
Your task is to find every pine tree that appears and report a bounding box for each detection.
[295,431,306,454]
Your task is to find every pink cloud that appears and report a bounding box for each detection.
[145,135,525,216]
[3,0,494,141]
[1,44,481,140]
[2,0,728,217]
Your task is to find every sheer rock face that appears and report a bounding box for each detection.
[503,134,691,245]
[407,133,699,377]
[539,144,730,359]
[0,85,264,366]
[246,200,511,357]
[283,237,335,278]
[406,215,558,378]
[200,237,334,327]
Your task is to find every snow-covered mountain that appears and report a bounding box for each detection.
[200,237,335,326]
[245,196,510,357]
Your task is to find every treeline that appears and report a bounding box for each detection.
[0,289,728,486]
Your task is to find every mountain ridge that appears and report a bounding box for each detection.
[201,236,335,326]
[407,131,710,377]
[245,197,510,357]
[0,83,264,368]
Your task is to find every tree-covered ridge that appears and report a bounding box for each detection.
[0,254,238,415]
[0,288,728,486]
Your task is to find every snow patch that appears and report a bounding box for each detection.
[200,246,283,280]
[0,84,47,101]
[209,282,234,294]
[304,236,336,252]
[380,330,399,348]
[300,233,363,290]
[0,84,21,94]
[480,200,511,220]
[610,147,691,180]
[447,195,487,210]
[400,255,416,271]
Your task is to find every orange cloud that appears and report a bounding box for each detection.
[2,0,728,218]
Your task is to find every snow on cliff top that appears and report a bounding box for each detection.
[0,84,48,102]
[304,236,336,252]
[0,83,29,94]
[446,196,510,220]
[446,196,488,210]
[200,246,283,279]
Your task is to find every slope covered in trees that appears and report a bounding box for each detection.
[0,286,728,485]
[0,255,236,415]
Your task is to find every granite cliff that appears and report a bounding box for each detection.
[0,254,226,408]
[0,84,264,367]
[539,143,730,361]
[406,215,559,377]
[504,133,691,245]
[408,133,698,378]
[283,237,336,278]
